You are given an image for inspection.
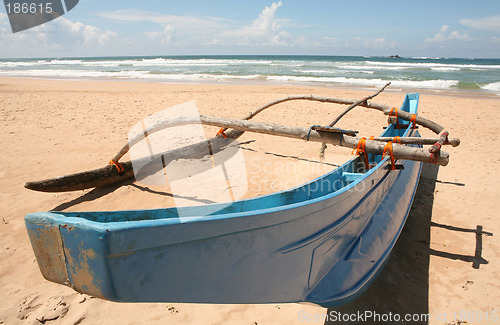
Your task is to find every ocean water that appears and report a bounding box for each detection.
[1,55,499,94]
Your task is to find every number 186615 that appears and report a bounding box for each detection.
[6,2,53,14]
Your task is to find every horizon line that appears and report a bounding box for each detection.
[2,54,500,60]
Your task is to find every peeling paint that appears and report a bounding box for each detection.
[26,223,68,285]
[63,245,104,299]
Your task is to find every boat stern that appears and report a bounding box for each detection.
[25,213,115,300]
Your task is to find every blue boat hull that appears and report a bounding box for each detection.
[25,94,422,307]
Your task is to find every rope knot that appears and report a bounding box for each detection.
[109,159,125,173]
[410,114,418,129]
[216,128,228,139]
[382,141,396,170]
[353,137,370,170]
[388,107,401,129]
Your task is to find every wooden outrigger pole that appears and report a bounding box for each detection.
[138,114,453,166]
[25,86,459,193]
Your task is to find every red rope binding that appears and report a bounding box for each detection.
[410,114,417,129]
[442,131,450,145]
[216,128,228,139]
[429,152,439,164]
[353,137,370,170]
[429,142,441,164]
[383,141,397,170]
[432,142,442,152]
[109,159,125,173]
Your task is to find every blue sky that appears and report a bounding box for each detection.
[1,0,500,58]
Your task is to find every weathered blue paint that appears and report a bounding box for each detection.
[25,94,422,307]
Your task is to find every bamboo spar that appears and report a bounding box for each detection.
[112,91,445,163]
[319,83,390,159]
[200,115,450,166]
[236,95,444,134]
[26,91,456,193]
[25,114,451,192]
[371,136,460,147]
[124,114,450,166]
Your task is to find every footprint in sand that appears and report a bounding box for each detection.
[17,295,42,320]
[18,293,90,324]
[33,296,69,323]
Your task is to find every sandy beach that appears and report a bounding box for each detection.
[1,77,499,324]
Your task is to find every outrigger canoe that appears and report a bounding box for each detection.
[26,93,426,307]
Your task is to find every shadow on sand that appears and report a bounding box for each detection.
[325,163,439,325]
[50,182,131,211]
[51,181,217,211]
[324,163,492,324]
[49,160,491,324]
[429,222,491,270]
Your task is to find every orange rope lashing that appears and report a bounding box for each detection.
[382,141,396,170]
[392,136,401,144]
[353,137,370,170]
[410,114,418,129]
[388,107,400,129]
[109,159,125,173]
[216,128,228,139]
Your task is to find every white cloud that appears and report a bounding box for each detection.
[220,1,293,47]
[460,15,500,33]
[425,25,449,42]
[425,25,470,42]
[130,1,299,49]
[62,19,117,45]
[224,1,283,37]
[97,9,237,48]
[0,14,118,57]
[97,10,230,32]
[0,12,19,41]
[418,24,500,57]
[448,30,469,40]
[145,25,175,44]
[31,17,118,50]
